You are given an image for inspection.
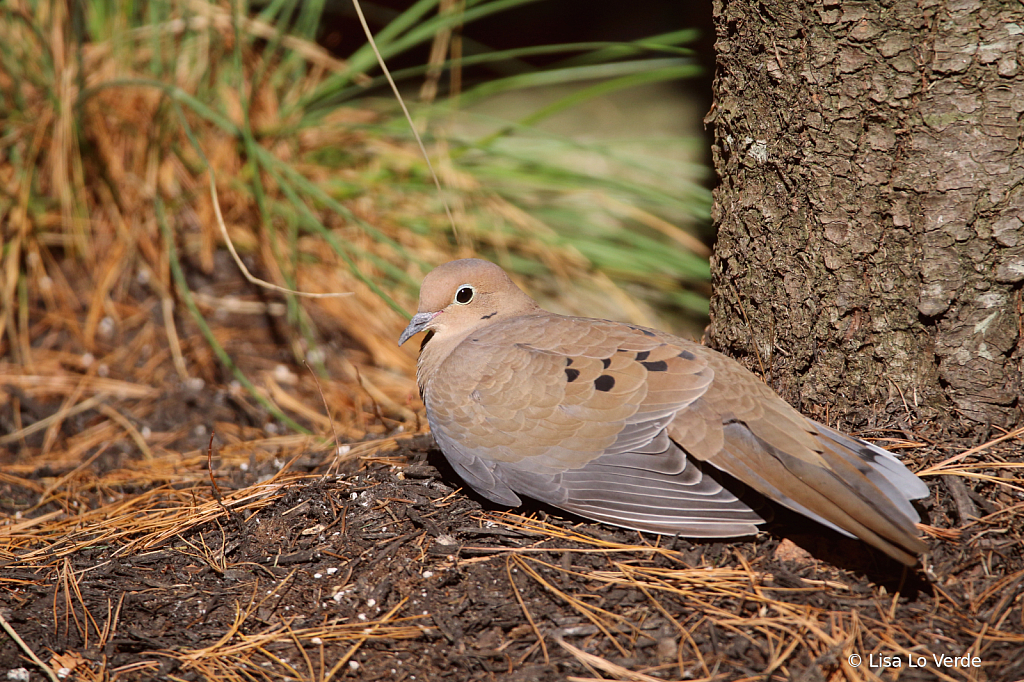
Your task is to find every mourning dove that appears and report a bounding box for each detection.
[399,259,929,565]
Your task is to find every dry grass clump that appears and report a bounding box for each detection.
[1,0,709,453]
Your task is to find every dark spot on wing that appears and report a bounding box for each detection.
[678,350,696,360]
[480,311,497,320]
[566,358,574,366]
[641,360,668,372]
[565,368,580,382]
[601,358,611,368]
[594,375,615,392]
[635,351,650,362]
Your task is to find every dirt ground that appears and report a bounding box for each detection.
[2,413,1023,682]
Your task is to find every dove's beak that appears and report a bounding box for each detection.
[399,312,438,346]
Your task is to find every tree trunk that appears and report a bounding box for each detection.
[707,0,1023,429]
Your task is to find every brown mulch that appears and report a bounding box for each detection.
[2,392,1023,682]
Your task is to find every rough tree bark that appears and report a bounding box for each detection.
[707,0,1023,429]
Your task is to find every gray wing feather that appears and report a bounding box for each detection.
[498,442,765,537]
[811,422,929,521]
[713,421,927,539]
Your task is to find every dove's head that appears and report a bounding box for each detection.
[399,259,538,346]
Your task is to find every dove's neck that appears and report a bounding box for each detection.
[417,329,462,394]
[417,301,541,394]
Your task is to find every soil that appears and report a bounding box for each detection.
[2,417,1023,682]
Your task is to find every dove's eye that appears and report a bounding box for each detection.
[454,285,475,305]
